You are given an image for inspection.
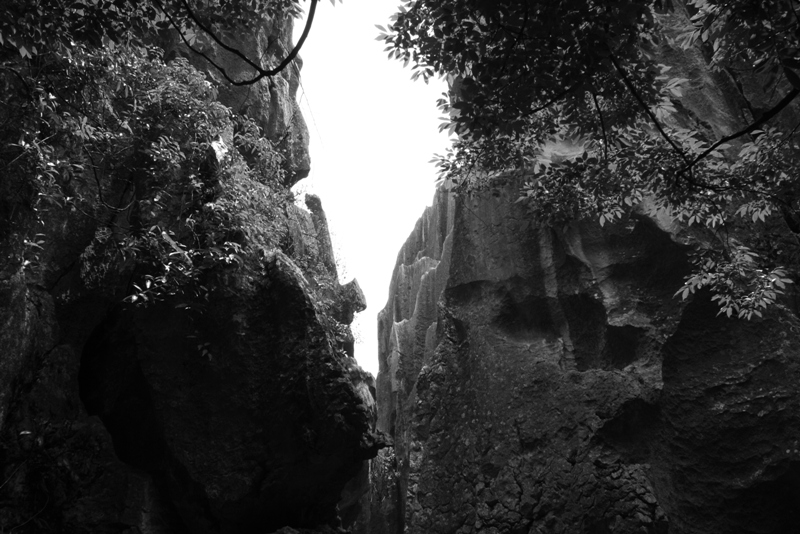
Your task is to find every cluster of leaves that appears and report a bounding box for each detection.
[285,218,353,353]
[0,0,362,365]
[378,0,663,140]
[679,245,791,319]
[0,0,303,60]
[308,269,353,353]
[682,0,800,80]
[0,38,296,305]
[382,0,800,319]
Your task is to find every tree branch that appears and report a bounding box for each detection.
[608,52,688,163]
[607,51,728,192]
[0,66,31,93]
[179,0,265,73]
[156,0,318,86]
[591,92,608,161]
[679,87,800,173]
[522,83,581,118]
[499,4,528,77]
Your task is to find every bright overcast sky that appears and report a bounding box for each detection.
[291,0,451,376]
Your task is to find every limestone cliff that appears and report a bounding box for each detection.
[364,5,800,534]
[0,10,378,534]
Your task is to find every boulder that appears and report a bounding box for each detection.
[77,249,380,533]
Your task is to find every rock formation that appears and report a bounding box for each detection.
[160,8,311,185]
[369,175,800,534]
[364,4,800,534]
[0,10,379,534]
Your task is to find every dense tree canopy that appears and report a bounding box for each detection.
[1,0,297,55]
[0,0,318,84]
[381,0,800,319]
[0,0,321,306]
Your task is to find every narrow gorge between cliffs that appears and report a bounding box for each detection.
[3,1,800,534]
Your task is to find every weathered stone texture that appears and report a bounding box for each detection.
[365,5,800,533]
[369,173,800,534]
[75,248,379,533]
[0,14,375,534]
[165,15,311,184]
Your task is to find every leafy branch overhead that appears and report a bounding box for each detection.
[0,0,340,84]
[381,0,800,319]
[0,0,336,308]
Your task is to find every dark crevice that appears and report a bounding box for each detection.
[493,293,559,342]
[727,463,800,533]
[561,294,606,370]
[79,309,168,471]
[78,308,216,533]
[563,295,644,371]
[594,399,660,464]
[458,277,646,371]
[602,325,640,369]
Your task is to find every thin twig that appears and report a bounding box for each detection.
[522,83,581,118]
[154,0,318,86]
[0,65,31,93]
[10,494,49,532]
[178,0,266,73]
[499,4,528,77]
[83,146,135,213]
[591,92,608,161]
[0,461,25,492]
[679,87,800,174]
[608,52,687,163]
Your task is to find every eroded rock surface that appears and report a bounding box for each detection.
[366,174,800,534]
[363,4,800,533]
[0,13,377,534]
[162,14,311,184]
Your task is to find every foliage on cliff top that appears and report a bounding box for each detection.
[0,0,301,56]
[0,0,356,356]
[0,0,322,306]
[0,40,294,304]
[0,0,323,86]
[381,0,800,319]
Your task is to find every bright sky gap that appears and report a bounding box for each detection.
[291,0,452,376]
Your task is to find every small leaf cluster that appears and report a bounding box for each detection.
[677,246,792,320]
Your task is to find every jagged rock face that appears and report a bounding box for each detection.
[364,5,800,534]
[368,177,800,534]
[0,14,375,534]
[1,209,377,534]
[77,250,378,533]
[0,206,377,534]
[164,13,311,184]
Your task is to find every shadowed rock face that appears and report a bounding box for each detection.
[0,13,376,534]
[78,250,379,533]
[362,4,800,534]
[0,212,376,534]
[366,175,800,534]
